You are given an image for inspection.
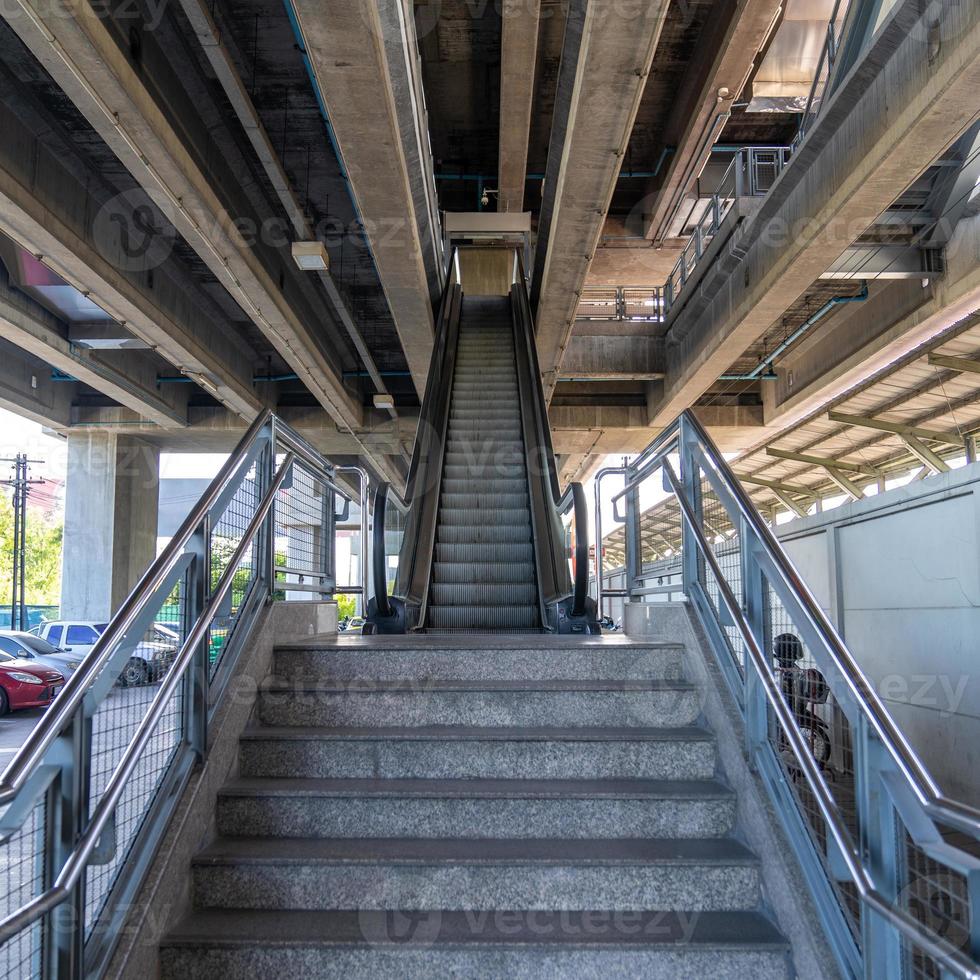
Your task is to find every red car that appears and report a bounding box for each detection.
[0,657,64,714]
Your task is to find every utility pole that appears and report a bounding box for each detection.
[1,455,44,631]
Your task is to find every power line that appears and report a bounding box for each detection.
[0,455,45,631]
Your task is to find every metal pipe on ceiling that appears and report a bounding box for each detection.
[720,281,869,381]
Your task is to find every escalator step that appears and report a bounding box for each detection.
[440,478,528,494]
[432,561,537,584]
[427,605,540,630]
[430,582,538,606]
[437,524,534,544]
[439,493,528,509]
[435,542,534,563]
[438,507,530,527]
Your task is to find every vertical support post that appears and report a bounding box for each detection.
[254,428,276,602]
[741,517,768,758]
[734,151,745,199]
[855,716,903,978]
[624,465,642,601]
[45,712,89,979]
[10,457,20,630]
[184,514,209,759]
[679,417,702,596]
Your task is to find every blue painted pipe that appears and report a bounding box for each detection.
[721,282,869,381]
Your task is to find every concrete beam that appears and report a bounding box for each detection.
[7,0,365,429]
[760,216,980,438]
[532,0,670,396]
[820,245,944,279]
[0,270,188,428]
[289,0,435,393]
[0,342,73,429]
[642,0,782,242]
[498,0,541,213]
[63,404,418,464]
[652,0,980,426]
[0,99,260,421]
[559,334,664,380]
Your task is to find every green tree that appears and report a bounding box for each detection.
[0,492,63,606]
[335,593,357,620]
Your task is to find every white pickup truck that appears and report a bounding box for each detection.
[34,621,178,686]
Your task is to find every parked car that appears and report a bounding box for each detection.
[35,620,178,687]
[0,631,82,681]
[0,657,64,714]
[345,616,366,635]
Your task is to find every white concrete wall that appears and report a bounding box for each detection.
[779,465,980,806]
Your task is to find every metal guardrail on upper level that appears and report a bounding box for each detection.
[580,146,792,323]
[593,411,980,979]
[0,410,366,979]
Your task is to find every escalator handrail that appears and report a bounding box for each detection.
[372,250,461,619]
[512,250,589,617]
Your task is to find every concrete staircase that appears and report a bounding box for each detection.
[160,635,791,978]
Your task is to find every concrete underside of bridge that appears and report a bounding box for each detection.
[0,0,975,597]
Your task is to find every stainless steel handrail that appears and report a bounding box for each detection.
[682,410,980,833]
[660,454,980,979]
[612,412,980,835]
[0,408,273,806]
[0,452,296,945]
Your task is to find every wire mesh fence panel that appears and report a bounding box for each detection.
[899,829,974,979]
[696,467,744,666]
[0,798,45,979]
[84,583,187,939]
[274,461,332,602]
[209,461,262,679]
[576,287,619,319]
[621,288,663,321]
[763,574,863,941]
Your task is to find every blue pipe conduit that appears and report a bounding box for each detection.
[719,282,869,382]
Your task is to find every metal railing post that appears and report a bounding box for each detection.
[741,516,768,755]
[625,466,642,599]
[184,514,209,759]
[679,417,702,595]
[45,712,88,979]
[856,717,904,978]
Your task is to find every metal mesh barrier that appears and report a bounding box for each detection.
[209,461,262,679]
[605,413,980,977]
[0,412,357,977]
[575,286,619,320]
[697,467,744,668]
[0,799,45,979]
[274,459,334,601]
[901,832,974,978]
[621,287,663,320]
[764,576,863,941]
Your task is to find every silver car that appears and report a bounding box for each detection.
[0,631,83,682]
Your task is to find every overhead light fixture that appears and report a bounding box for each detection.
[183,370,219,395]
[373,393,395,411]
[291,241,330,271]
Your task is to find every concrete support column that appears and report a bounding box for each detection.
[61,432,160,620]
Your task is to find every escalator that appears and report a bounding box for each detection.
[366,248,596,634]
